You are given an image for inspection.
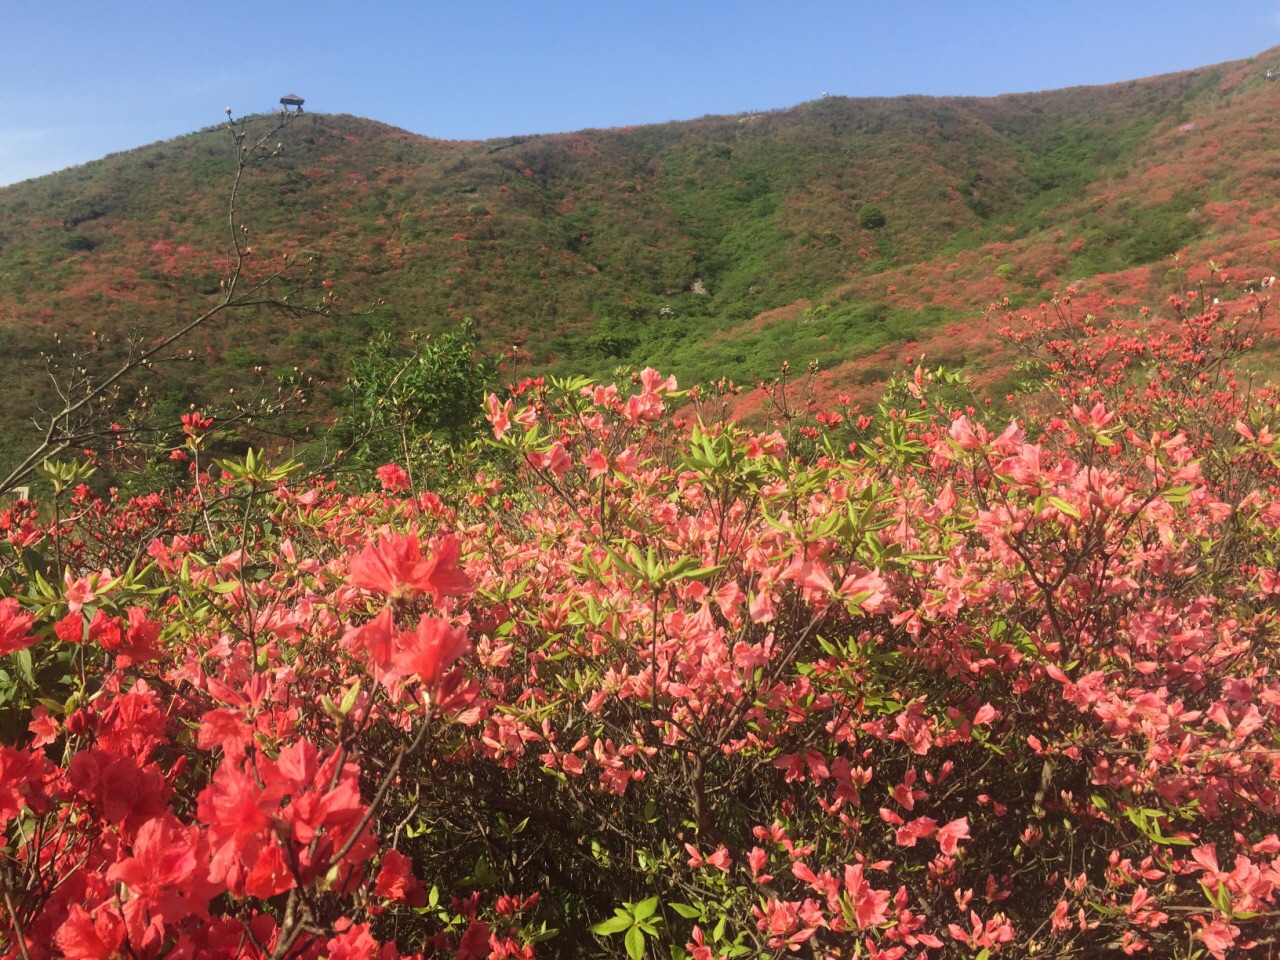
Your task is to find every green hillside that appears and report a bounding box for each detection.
[2,46,1280,470]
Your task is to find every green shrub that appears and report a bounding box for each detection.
[339,318,489,470]
[858,202,887,229]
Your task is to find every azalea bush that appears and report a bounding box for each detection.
[1,288,1279,959]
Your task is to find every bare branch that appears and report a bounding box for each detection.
[0,110,323,497]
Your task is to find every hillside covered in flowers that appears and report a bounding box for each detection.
[6,47,1280,472]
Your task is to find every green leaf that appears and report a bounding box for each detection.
[675,563,724,582]
[670,903,702,919]
[632,896,659,921]
[319,694,344,724]
[590,915,633,936]
[1047,496,1080,519]
[625,925,645,960]
[527,925,560,944]
[1206,880,1231,915]
[14,648,35,687]
[339,681,361,716]
[498,815,529,837]
[643,798,659,824]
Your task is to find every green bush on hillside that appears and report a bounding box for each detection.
[858,202,887,229]
[1123,194,1204,265]
[339,319,489,472]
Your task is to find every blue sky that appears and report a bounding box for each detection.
[5,1,1280,186]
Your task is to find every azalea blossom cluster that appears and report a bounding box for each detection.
[0,472,507,958]
[0,296,1279,959]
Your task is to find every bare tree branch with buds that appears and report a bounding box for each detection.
[0,108,329,496]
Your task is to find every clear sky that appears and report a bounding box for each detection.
[5,1,1280,187]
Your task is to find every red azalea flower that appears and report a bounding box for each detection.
[106,814,198,916]
[347,532,471,604]
[55,904,126,960]
[181,411,214,437]
[325,922,381,960]
[844,863,891,929]
[87,608,124,651]
[938,817,970,856]
[394,615,470,693]
[374,848,427,905]
[456,920,492,960]
[55,611,85,643]
[376,463,411,492]
[0,597,35,656]
[116,607,163,666]
[341,606,398,676]
[64,575,96,613]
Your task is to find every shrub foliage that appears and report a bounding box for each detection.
[1,289,1279,958]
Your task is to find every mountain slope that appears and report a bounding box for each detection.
[2,46,1279,468]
